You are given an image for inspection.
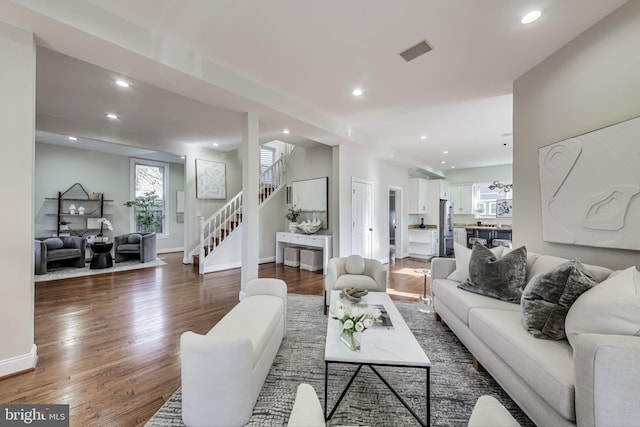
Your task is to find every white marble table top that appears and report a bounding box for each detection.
[325,291,431,367]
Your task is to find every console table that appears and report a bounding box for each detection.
[275,232,332,275]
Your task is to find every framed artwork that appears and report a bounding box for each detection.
[196,159,226,199]
[496,199,513,218]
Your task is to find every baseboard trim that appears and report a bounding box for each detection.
[157,247,183,254]
[201,257,276,274]
[0,344,37,379]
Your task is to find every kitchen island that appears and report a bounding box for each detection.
[464,225,512,248]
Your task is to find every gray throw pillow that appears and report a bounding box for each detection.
[522,260,597,340]
[44,237,64,250]
[128,233,143,244]
[458,244,527,303]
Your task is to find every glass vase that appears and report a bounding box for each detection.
[339,330,361,351]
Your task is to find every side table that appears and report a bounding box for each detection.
[90,242,113,269]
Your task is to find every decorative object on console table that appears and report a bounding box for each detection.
[298,219,321,234]
[285,205,302,233]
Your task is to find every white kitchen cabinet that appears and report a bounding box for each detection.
[454,227,468,247]
[450,184,473,215]
[428,179,449,200]
[409,229,437,259]
[408,178,428,214]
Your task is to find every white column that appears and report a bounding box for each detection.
[0,21,37,376]
[240,112,259,297]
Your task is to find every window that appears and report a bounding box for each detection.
[260,146,275,184]
[130,159,169,234]
[473,183,512,219]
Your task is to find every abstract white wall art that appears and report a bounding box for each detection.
[538,116,640,251]
[196,159,226,199]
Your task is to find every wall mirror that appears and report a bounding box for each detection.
[291,177,328,228]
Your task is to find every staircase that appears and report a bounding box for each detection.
[195,145,294,274]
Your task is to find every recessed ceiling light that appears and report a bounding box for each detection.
[450,166,456,169]
[106,113,119,120]
[115,79,131,88]
[283,129,290,134]
[212,143,219,147]
[442,150,449,154]
[67,136,78,141]
[420,135,427,140]
[521,10,541,24]
[180,155,186,159]
[441,161,447,164]
[352,88,363,97]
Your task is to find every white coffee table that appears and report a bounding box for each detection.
[324,290,431,426]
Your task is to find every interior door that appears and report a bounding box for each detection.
[352,178,373,258]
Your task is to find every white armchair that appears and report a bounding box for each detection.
[324,255,388,314]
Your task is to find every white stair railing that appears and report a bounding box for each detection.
[197,144,296,273]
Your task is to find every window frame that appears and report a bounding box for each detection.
[129,158,170,236]
[260,145,276,184]
[473,182,512,219]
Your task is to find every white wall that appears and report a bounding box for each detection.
[444,164,512,186]
[34,142,185,252]
[513,1,640,270]
[337,144,411,263]
[0,22,37,376]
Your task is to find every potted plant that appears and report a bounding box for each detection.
[95,217,113,243]
[124,191,164,233]
[285,205,302,233]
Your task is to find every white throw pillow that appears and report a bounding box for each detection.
[447,242,503,283]
[565,266,640,348]
[344,254,366,275]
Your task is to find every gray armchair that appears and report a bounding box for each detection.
[35,236,86,275]
[114,232,157,263]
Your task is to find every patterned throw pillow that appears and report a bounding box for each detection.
[458,244,527,303]
[521,260,597,340]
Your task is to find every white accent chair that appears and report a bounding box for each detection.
[468,395,521,427]
[180,278,287,427]
[324,255,387,314]
[287,383,325,427]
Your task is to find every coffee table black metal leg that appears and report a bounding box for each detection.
[324,362,328,420]
[369,365,429,426]
[326,363,363,421]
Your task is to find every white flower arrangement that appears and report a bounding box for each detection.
[330,301,382,335]
[97,217,113,236]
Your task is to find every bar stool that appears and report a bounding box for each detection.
[492,239,513,248]
[468,237,488,247]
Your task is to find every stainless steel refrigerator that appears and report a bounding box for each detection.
[439,199,454,256]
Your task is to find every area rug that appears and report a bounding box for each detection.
[34,258,167,282]
[146,294,534,426]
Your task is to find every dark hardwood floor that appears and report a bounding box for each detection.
[0,253,431,427]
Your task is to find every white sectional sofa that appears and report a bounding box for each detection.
[180,278,287,427]
[431,252,640,427]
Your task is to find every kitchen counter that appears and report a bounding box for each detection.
[464,225,512,231]
[408,225,437,230]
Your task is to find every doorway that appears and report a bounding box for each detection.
[388,186,403,265]
[351,178,373,259]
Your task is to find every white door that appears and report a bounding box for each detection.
[352,178,373,258]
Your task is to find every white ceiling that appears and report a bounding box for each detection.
[5,0,628,172]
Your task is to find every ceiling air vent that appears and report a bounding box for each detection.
[399,40,432,62]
